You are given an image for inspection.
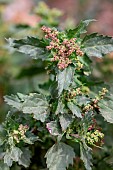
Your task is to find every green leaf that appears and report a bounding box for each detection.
[10,147,22,162]
[67,102,82,118]
[8,36,47,49]
[49,82,58,98]
[80,141,92,170]
[4,93,49,122]
[76,95,90,106]
[55,100,65,115]
[24,131,39,144]
[0,126,6,146]
[4,94,22,110]
[3,145,31,168]
[0,161,9,170]
[22,93,49,122]
[66,19,96,38]
[46,121,61,136]
[4,147,22,167]
[99,95,113,123]
[45,142,75,170]
[18,148,31,168]
[57,66,74,96]
[8,37,49,60]
[4,153,13,167]
[59,114,73,131]
[0,151,5,160]
[82,34,113,58]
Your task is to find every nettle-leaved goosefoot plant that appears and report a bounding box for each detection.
[1,19,113,170]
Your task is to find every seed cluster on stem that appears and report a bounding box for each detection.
[41,26,84,69]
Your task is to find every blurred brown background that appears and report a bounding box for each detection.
[1,0,113,35]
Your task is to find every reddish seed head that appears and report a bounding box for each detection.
[41,26,46,31]
[46,46,53,50]
[88,127,93,131]
[45,35,48,39]
[63,39,68,44]
[42,26,84,69]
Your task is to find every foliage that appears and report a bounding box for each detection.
[0,1,62,123]
[1,19,113,170]
[45,142,75,170]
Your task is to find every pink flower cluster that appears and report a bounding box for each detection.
[41,26,84,69]
[41,26,58,41]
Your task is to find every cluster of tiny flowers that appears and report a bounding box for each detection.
[86,130,104,146]
[68,88,81,99]
[83,103,94,112]
[83,91,107,113]
[41,26,59,41]
[99,88,108,99]
[12,124,29,143]
[41,26,84,69]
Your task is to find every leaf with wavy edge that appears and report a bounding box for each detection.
[57,66,74,96]
[80,141,92,170]
[99,95,113,123]
[45,142,75,170]
[7,37,49,60]
[82,34,113,58]
[66,19,96,38]
[4,93,49,122]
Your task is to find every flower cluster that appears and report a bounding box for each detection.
[11,124,29,143]
[83,100,99,113]
[99,88,108,99]
[68,88,81,100]
[41,26,84,69]
[41,26,59,41]
[83,103,94,112]
[83,87,108,113]
[76,61,83,70]
[86,130,104,146]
